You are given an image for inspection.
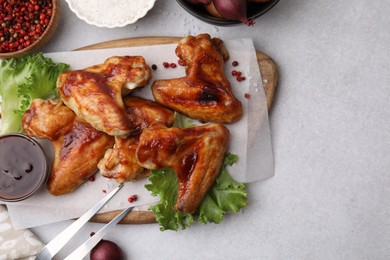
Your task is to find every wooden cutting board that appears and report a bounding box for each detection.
[75,36,279,224]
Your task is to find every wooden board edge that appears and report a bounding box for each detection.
[76,36,278,224]
[76,36,182,50]
[90,210,156,224]
[256,51,279,111]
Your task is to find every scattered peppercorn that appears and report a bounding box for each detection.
[237,75,246,82]
[232,60,239,66]
[151,64,157,70]
[244,93,251,99]
[102,189,107,193]
[0,0,53,53]
[128,194,138,203]
[232,70,246,82]
[162,62,178,69]
[90,232,96,237]
[88,176,95,182]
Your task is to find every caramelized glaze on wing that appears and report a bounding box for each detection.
[98,96,174,183]
[22,99,114,195]
[152,34,243,123]
[136,123,229,213]
[57,56,152,137]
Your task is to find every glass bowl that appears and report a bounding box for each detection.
[0,133,49,202]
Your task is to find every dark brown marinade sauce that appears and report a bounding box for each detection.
[0,135,46,201]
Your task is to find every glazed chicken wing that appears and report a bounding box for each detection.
[136,123,229,213]
[22,99,114,195]
[98,96,174,183]
[152,34,243,123]
[57,56,152,137]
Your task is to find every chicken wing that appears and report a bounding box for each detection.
[136,123,229,214]
[22,99,114,195]
[22,99,75,140]
[98,96,174,183]
[57,56,152,137]
[152,34,243,123]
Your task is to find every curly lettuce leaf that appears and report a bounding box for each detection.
[145,153,247,231]
[0,53,69,134]
[145,168,193,231]
[198,154,247,223]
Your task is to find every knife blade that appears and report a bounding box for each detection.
[64,206,134,260]
[36,184,124,260]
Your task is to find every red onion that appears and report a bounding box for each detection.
[185,0,212,4]
[212,0,254,26]
[90,239,124,260]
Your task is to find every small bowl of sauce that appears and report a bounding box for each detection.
[0,134,49,202]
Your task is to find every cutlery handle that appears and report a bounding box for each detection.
[36,184,124,260]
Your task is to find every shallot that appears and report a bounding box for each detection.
[90,239,124,260]
[212,0,254,26]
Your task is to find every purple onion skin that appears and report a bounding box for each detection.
[212,0,254,26]
[90,239,124,260]
[186,0,212,5]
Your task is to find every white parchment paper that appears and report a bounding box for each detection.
[3,38,274,229]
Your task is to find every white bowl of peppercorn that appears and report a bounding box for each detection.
[0,0,60,59]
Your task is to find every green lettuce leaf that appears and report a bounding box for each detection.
[145,168,193,231]
[145,153,247,231]
[0,53,70,134]
[198,153,247,223]
[173,112,196,128]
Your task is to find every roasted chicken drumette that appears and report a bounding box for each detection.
[98,96,174,183]
[152,34,243,123]
[22,99,114,195]
[136,123,230,214]
[57,56,152,138]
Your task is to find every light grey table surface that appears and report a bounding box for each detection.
[32,1,390,259]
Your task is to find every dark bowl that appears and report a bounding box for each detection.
[176,0,280,26]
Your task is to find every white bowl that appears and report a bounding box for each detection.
[65,0,156,28]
